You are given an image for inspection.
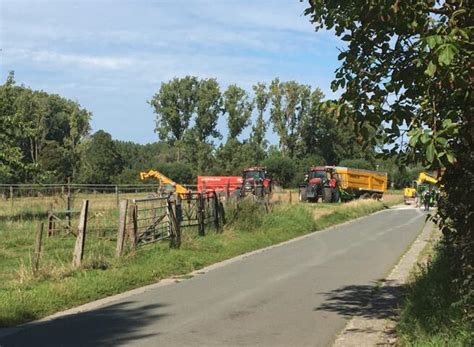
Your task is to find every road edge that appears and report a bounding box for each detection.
[332,212,435,347]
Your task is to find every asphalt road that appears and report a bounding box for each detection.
[0,206,426,347]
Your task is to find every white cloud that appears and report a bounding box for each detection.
[5,48,135,70]
[0,0,342,143]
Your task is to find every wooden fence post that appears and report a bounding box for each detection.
[48,211,55,237]
[176,193,183,224]
[115,185,119,206]
[219,200,226,225]
[72,200,89,268]
[167,198,181,249]
[127,203,138,249]
[289,191,292,204]
[32,223,44,274]
[9,186,13,207]
[116,199,128,257]
[197,193,205,236]
[213,191,221,232]
[66,178,72,230]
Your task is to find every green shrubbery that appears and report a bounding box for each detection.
[398,243,473,346]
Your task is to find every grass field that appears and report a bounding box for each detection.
[0,191,403,327]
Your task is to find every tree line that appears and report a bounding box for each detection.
[0,72,417,187]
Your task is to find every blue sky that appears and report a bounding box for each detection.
[1,0,343,144]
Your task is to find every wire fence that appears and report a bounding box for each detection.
[0,183,271,282]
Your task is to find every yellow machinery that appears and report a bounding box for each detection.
[404,172,438,204]
[335,167,387,199]
[139,170,188,195]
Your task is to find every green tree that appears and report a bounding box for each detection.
[0,72,23,183]
[298,88,325,158]
[77,130,123,184]
[150,76,198,161]
[304,0,473,310]
[269,79,311,158]
[250,82,269,162]
[194,78,223,143]
[0,73,91,183]
[219,85,254,173]
[223,84,253,139]
[65,103,91,180]
[37,140,72,183]
[338,158,374,170]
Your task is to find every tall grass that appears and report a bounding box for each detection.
[397,242,473,346]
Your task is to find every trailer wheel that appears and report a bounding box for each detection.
[360,193,370,199]
[323,188,333,202]
[371,193,380,200]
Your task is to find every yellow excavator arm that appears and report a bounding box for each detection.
[404,172,438,201]
[139,170,188,194]
[417,172,438,185]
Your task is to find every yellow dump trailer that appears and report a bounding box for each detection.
[335,167,387,199]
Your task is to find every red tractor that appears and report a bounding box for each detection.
[299,166,340,203]
[238,166,272,199]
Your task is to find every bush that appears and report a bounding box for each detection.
[159,162,195,184]
[263,154,296,188]
[226,198,266,232]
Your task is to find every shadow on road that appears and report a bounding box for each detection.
[314,279,406,321]
[0,301,168,347]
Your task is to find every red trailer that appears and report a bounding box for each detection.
[197,176,243,193]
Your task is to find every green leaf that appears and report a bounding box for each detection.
[425,61,437,77]
[420,132,430,144]
[425,35,443,49]
[442,119,453,128]
[438,44,457,66]
[436,137,448,146]
[409,132,420,147]
[426,143,435,163]
[446,152,456,164]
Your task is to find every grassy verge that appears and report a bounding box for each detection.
[0,194,402,327]
[397,240,473,346]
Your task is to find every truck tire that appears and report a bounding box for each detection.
[360,193,370,199]
[323,187,333,203]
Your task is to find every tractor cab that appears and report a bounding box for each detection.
[306,166,337,187]
[300,166,339,202]
[240,167,272,198]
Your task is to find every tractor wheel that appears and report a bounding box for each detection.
[299,189,307,202]
[332,189,340,203]
[323,187,333,203]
